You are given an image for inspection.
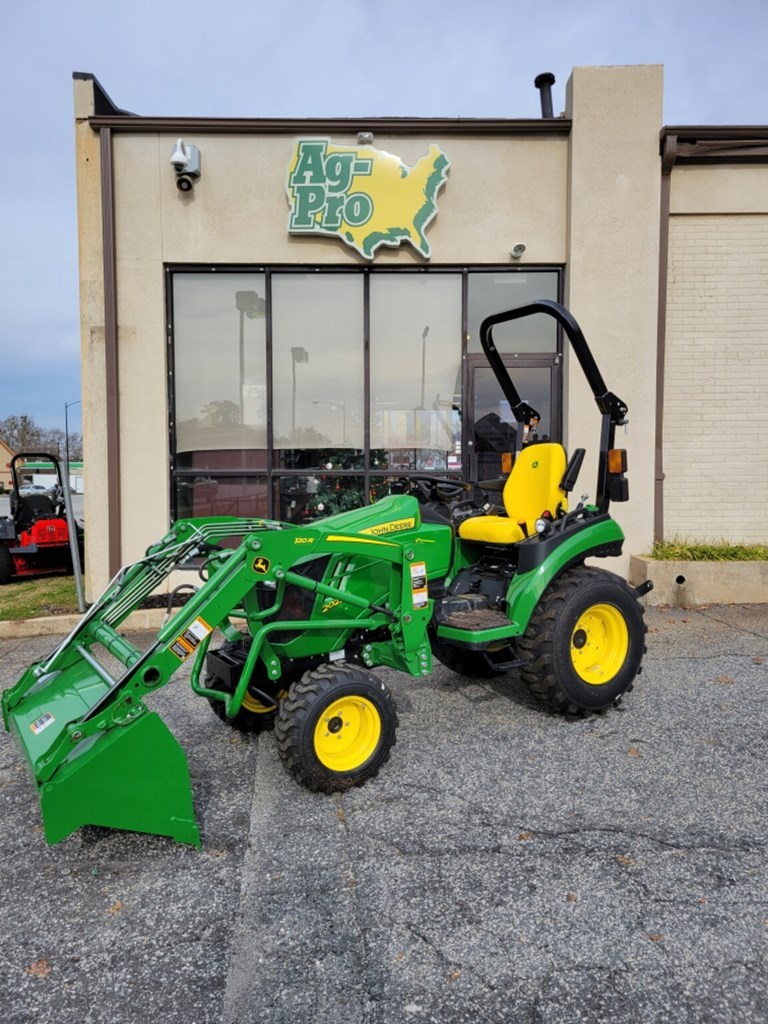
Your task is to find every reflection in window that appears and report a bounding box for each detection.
[472,366,553,479]
[272,274,364,460]
[169,267,562,522]
[173,273,267,454]
[175,475,269,519]
[370,274,462,471]
[468,272,559,353]
[276,475,367,524]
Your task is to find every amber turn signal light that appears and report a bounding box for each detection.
[607,449,627,474]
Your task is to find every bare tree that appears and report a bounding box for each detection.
[0,414,44,452]
[0,416,83,461]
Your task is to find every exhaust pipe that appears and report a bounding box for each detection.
[534,72,556,118]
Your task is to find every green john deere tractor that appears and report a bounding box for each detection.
[2,300,652,847]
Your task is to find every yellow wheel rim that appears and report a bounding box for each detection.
[313,696,382,772]
[242,692,277,714]
[570,603,629,685]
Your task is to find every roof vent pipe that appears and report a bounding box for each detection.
[534,72,556,118]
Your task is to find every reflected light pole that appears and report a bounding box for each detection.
[420,325,430,409]
[291,346,310,437]
[312,400,346,444]
[235,290,265,421]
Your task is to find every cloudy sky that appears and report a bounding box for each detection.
[2,0,767,436]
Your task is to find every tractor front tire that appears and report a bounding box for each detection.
[206,673,280,733]
[275,663,398,793]
[518,566,646,714]
[205,639,282,733]
[0,546,13,585]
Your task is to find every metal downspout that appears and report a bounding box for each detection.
[100,127,121,576]
[654,134,677,543]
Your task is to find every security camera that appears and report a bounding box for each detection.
[170,139,189,173]
[510,244,526,259]
[170,139,201,190]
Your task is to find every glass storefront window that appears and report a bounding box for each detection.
[175,475,269,520]
[173,273,267,458]
[170,267,561,522]
[468,271,559,353]
[370,273,462,471]
[272,273,364,466]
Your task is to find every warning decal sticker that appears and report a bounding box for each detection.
[170,617,213,661]
[30,712,55,735]
[410,561,429,609]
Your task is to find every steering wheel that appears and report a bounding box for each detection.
[399,476,470,504]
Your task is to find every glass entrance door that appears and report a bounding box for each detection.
[467,358,560,481]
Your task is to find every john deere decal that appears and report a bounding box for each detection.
[286,138,450,260]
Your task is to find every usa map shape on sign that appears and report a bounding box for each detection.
[286,138,450,260]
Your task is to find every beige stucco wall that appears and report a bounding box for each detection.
[664,162,768,541]
[76,66,666,594]
[670,164,768,215]
[564,65,663,572]
[80,116,570,592]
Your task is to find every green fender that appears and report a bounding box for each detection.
[504,518,625,635]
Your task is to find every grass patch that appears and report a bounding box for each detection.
[650,539,768,562]
[0,576,82,621]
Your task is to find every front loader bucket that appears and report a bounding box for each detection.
[4,660,200,847]
[3,514,297,848]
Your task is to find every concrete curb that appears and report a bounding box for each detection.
[0,607,169,639]
[630,554,768,607]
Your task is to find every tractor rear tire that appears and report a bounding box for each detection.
[275,662,398,793]
[517,566,646,714]
[0,546,13,585]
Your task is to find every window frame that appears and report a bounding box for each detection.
[166,264,563,522]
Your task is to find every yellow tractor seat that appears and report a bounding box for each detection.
[458,443,568,545]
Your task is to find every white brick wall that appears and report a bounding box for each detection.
[664,214,768,542]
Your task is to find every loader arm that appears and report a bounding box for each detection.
[2,511,436,846]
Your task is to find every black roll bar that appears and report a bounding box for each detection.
[479,299,629,512]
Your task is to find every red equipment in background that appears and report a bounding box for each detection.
[0,453,84,584]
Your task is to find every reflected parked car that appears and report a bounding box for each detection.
[18,484,54,497]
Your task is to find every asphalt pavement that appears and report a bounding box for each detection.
[0,604,766,1024]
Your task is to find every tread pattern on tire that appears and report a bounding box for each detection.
[205,638,283,734]
[205,670,279,734]
[517,565,647,714]
[274,662,398,793]
[0,546,13,585]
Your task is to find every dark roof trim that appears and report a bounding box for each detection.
[88,114,572,136]
[661,124,768,162]
[73,72,136,117]
[663,125,768,139]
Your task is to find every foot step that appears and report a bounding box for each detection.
[439,608,512,631]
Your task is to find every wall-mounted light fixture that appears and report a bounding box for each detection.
[170,138,201,192]
[357,131,374,145]
[510,244,526,260]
